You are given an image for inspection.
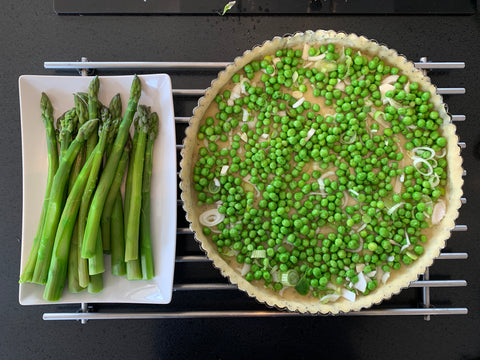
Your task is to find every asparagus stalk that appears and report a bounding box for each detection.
[126,259,142,280]
[74,92,88,126]
[125,105,150,262]
[123,132,140,280]
[105,94,122,159]
[67,221,85,293]
[82,75,141,259]
[77,110,111,284]
[43,147,96,301]
[86,76,100,157]
[123,132,138,240]
[110,192,126,276]
[88,232,105,275]
[140,112,159,280]
[101,141,131,253]
[31,118,98,285]
[88,274,103,294]
[19,93,59,283]
[59,108,78,158]
[66,92,89,290]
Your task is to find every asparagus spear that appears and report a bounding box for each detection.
[110,191,126,276]
[88,232,105,275]
[86,76,100,158]
[43,147,96,301]
[31,118,98,285]
[123,132,138,242]
[82,75,141,259]
[88,274,103,294]
[66,92,89,291]
[140,112,159,280]
[74,92,88,126]
[105,94,122,160]
[125,105,150,262]
[67,221,85,293]
[77,110,111,283]
[19,93,59,283]
[123,132,142,280]
[59,108,78,158]
[101,141,130,253]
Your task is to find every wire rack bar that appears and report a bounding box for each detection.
[171,280,466,292]
[43,307,468,321]
[44,60,465,71]
[175,253,468,263]
[176,115,466,123]
[171,88,465,97]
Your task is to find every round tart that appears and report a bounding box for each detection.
[179,30,463,314]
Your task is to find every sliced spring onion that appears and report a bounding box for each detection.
[432,200,446,224]
[353,272,367,293]
[387,202,405,215]
[314,59,337,73]
[413,157,434,177]
[381,271,391,284]
[348,189,359,197]
[429,173,440,188]
[280,269,300,287]
[381,74,399,85]
[292,71,299,84]
[220,165,229,175]
[292,97,305,109]
[304,128,316,142]
[341,288,356,302]
[240,262,251,276]
[379,83,395,97]
[334,81,345,91]
[208,178,221,194]
[400,229,411,253]
[340,131,357,144]
[307,53,326,62]
[251,249,266,258]
[242,108,249,122]
[199,208,225,227]
[412,146,436,160]
[320,293,341,304]
[406,251,418,261]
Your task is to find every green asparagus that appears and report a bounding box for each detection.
[31,118,98,285]
[125,105,150,262]
[110,192,126,276]
[82,75,141,259]
[19,93,59,283]
[101,141,130,253]
[77,110,111,282]
[86,76,100,157]
[140,112,159,280]
[43,147,96,301]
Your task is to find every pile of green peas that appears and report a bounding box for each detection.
[192,42,447,300]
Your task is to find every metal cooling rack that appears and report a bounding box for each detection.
[41,57,468,322]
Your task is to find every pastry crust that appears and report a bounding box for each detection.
[179,30,463,314]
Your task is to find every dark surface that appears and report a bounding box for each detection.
[53,0,477,15]
[2,2,480,359]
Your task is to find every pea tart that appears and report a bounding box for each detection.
[179,30,463,314]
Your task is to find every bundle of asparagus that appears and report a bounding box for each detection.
[19,75,159,301]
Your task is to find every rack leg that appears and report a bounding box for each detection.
[79,303,89,324]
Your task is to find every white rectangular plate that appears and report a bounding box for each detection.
[19,74,177,305]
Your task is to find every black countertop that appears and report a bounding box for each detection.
[2,3,480,359]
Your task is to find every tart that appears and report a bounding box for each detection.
[179,30,463,314]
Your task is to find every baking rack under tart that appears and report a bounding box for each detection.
[40,56,467,322]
